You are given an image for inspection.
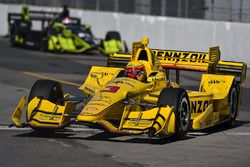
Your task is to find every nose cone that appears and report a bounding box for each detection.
[76,91,124,122]
[77,77,150,123]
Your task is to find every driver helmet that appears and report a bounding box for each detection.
[62,17,70,24]
[61,5,70,24]
[125,61,146,82]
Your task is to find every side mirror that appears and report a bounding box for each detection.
[147,77,153,82]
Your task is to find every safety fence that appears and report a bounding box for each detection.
[0,3,250,66]
[1,0,250,23]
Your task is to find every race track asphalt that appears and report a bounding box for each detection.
[0,37,250,167]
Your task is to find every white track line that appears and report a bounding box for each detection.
[0,126,100,132]
[0,126,31,131]
[188,132,208,136]
[222,132,250,136]
[1,126,250,136]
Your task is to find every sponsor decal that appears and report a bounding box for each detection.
[85,107,98,111]
[101,86,120,93]
[207,79,226,86]
[190,100,209,114]
[87,102,105,106]
[122,78,137,83]
[91,98,112,104]
[38,113,61,121]
[112,80,124,84]
[127,120,151,127]
[93,95,111,99]
[81,112,93,116]
[124,82,135,88]
[96,72,114,76]
[110,79,135,88]
[152,50,208,63]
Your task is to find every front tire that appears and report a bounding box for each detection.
[28,79,64,132]
[105,31,121,41]
[28,79,64,104]
[158,88,191,139]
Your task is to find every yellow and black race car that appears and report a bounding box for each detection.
[8,6,127,55]
[12,37,246,139]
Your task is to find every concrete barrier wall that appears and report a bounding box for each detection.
[1,4,249,66]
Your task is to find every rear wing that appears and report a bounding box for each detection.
[107,44,247,84]
[107,53,131,68]
[8,11,81,30]
[152,49,210,72]
[215,60,247,84]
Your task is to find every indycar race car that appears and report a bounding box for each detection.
[12,37,246,139]
[8,6,127,55]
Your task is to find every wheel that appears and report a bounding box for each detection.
[40,30,49,51]
[10,34,16,47]
[28,79,64,132]
[105,31,121,41]
[40,38,48,52]
[225,81,238,127]
[158,88,191,139]
[9,25,18,47]
[28,79,64,105]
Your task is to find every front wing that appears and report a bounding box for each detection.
[12,96,176,137]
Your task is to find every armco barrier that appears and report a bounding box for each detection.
[0,4,249,66]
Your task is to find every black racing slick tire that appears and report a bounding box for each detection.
[225,81,239,127]
[40,38,48,52]
[10,35,16,47]
[158,88,191,139]
[40,30,49,52]
[10,25,18,47]
[28,79,64,105]
[105,31,121,41]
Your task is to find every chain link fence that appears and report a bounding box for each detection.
[1,0,250,23]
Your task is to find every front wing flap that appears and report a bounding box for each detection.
[12,96,26,127]
[12,96,76,129]
[97,105,176,136]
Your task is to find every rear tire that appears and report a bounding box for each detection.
[40,30,49,52]
[105,31,121,41]
[10,25,18,47]
[158,88,191,139]
[225,81,238,127]
[40,38,48,52]
[10,34,16,47]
